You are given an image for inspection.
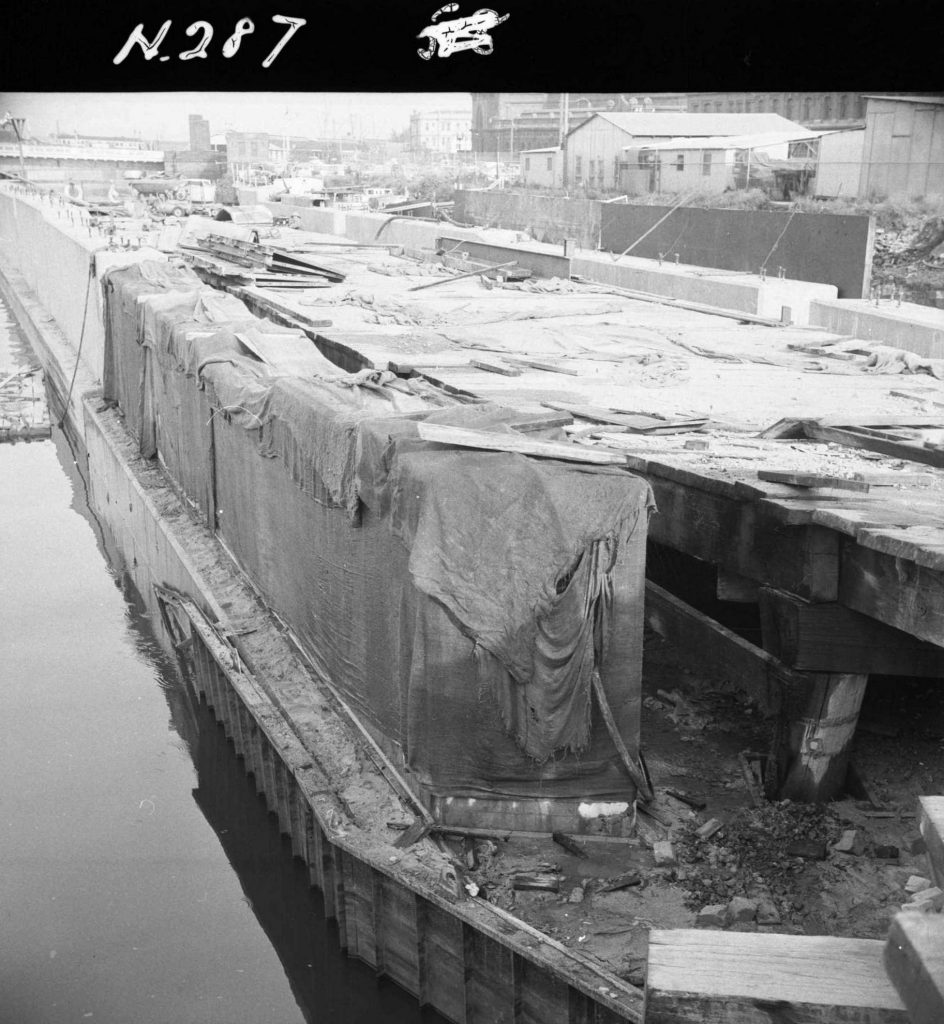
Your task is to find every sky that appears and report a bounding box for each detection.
[0,92,475,143]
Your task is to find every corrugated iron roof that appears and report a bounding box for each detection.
[568,112,809,139]
[627,129,834,152]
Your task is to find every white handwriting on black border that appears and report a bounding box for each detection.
[113,15,307,67]
[417,5,510,60]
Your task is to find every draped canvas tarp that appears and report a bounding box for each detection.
[103,261,654,804]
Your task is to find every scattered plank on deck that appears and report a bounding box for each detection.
[414,422,629,465]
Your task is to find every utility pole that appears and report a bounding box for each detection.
[559,93,570,188]
[2,113,28,181]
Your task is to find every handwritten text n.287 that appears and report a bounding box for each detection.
[114,16,307,67]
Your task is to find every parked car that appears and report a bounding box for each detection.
[149,197,195,218]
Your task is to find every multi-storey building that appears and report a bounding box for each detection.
[408,110,472,159]
[685,93,867,126]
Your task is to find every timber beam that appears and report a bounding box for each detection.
[647,474,840,601]
[759,586,944,676]
[840,543,944,649]
[646,929,909,1023]
[885,913,944,1024]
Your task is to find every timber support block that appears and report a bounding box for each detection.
[759,586,944,676]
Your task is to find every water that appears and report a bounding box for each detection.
[0,293,438,1023]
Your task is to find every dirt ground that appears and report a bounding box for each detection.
[444,627,944,985]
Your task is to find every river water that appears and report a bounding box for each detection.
[0,294,438,1023]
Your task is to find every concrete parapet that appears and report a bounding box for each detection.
[264,202,347,237]
[809,298,944,360]
[0,189,168,382]
[437,235,572,279]
[573,253,837,324]
[0,190,105,375]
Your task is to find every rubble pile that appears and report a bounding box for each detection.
[871,215,944,307]
[873,217,944,269]
[673,801,839,918]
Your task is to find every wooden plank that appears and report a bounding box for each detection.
[507,413,574,432]
[414,421,629,465]
[391,822,641,844]
[645,581,812,718]
[810,505,900,537]
[420,899,467,1022]
[804,422,944,469]
[885,913,944,1024]
[408,260,518,291]
[758,469,871,493]
[759,587,944,676]
[505,357,581,376]
[817,414,944,428]
[517,953,571,1024]
[854,525,944,573]
[919,796,944,890]
[568,989,629,1024]
[839,544,944,648]
[463,922,516,1024]
[588,670,651,802]
[646,929,909,1024]
[780,672,869,803]
[758,417,808,439]
[377,874,421,995]
[343,855,378,967]
[388,351,479,373]
[469,358,523,376]
[544,401,667,430]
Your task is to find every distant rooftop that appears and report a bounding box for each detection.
[571,112,809,139]
[630,129,837,151]
[863,94,944,105]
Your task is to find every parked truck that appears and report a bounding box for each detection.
[140,178,219,218]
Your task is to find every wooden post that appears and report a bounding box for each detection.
[780,672,869,803]
[919,796,944,889]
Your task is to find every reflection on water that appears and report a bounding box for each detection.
[0,289,441,1024]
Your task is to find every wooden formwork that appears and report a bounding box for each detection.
[156,587,642,1024]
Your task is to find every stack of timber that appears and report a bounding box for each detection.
[193,234,346,290]
[0,365,50,443]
